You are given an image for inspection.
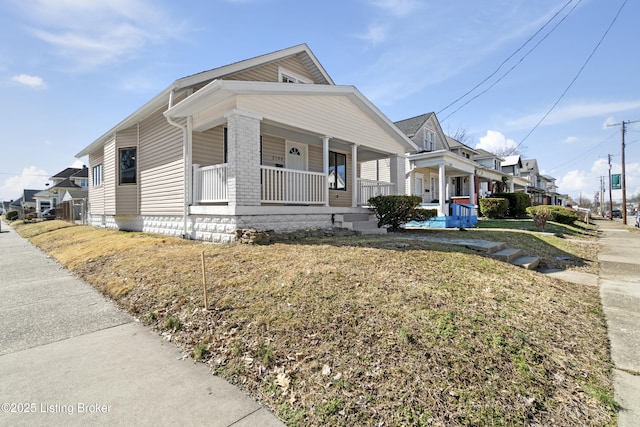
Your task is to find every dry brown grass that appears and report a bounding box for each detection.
[17,221,616,426]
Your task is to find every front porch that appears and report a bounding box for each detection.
[192,163,396,207]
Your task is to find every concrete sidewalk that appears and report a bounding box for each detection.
[597,219,640,426]
[0,220,284,427]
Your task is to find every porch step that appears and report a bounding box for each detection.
[341,213,371,222]
[334,213,386,235]
[511,256,541,270]
[490,247,523,263]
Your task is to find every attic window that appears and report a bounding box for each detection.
[423,129,435,151]
[278,67,312,84]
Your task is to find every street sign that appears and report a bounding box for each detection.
[611,174,621,190]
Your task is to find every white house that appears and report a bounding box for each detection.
[75,44,417,242]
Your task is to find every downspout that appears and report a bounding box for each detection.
[165,89,191,239]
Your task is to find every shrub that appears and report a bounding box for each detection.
[6,210,18,221]
[532,206,552,231]
[492,192,531,218]
[479,198,509,219]
[527,206,578,226]
[368,195,435,231]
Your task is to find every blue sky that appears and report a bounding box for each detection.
[1,0,639,205]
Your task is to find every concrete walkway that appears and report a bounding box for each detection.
[0,220,284,427]
[597,219,640,426]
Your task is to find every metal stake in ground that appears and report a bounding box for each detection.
[201,251,208,310]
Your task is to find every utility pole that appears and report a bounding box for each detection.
[608,119,640,224]
[608,154,613,221]
[600,176,605,216]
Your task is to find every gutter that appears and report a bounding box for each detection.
[165,89,192,239]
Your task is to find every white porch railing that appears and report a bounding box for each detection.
[193,163,228,203]
[261,166,326,204]
[357,179,394,205]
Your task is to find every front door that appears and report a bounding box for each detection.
[286,141,307,171]
[415,175,425,203]
[285,141,308,202]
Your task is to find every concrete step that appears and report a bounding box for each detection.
[340,213,371,222]
[491,247,523,263]
[511,255,540,270]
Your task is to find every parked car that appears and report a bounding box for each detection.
[42,208,56,220]
[605,209,622,219]
[635,212,640,228]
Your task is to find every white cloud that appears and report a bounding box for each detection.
[11,74,46,88]
[70,159,85,168]
[371,0,424,17]
[505,100,640,130]
[0,166,49,201]
[602,116,617,129]
[564,136,578,144]
[19,0,186,71]
[356,23,389,45]
[557,169,589,194]
[475,130,518,154]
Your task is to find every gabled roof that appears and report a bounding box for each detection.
[445,135,478,155]
[22,189,38,203]
[51,166,88,180]
[394,113,435,138]
[77,44,333,158]
[52,167,81,179]
[61,189,88,200]
[177,44,333,88]
[501,155,522,167]
[521,159,539,173]
[166,80,418,153]
[49,178,81,190]
[33,190,51,198]
[474,148,504,161]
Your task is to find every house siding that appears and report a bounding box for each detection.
[115,126,139,215]
[225,56,316,83]
[237,95,406,155]
[139,107,185,215]
[193,127,224,166]
[88,151,105,214]
[104,139,116,215]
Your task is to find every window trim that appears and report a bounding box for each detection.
[92,164,103,187]
[118,147,137,185]
[278,66,312,84]
[328,150,347,191]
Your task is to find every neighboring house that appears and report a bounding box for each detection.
[9,190,39,218]
[363,112,481,228]
[47,167,89,207]
[521,159,565,206]
[32,190,52,216]
[500,155,529,193]
[75,44,417,242]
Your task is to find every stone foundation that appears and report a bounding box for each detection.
[86,213,339,243]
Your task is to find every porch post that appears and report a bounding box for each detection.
[389,154,406,196]
[351,143,358,207]
[439,164,446,215]
[322,136,330,207]
[224,109,263,207]
[468,173,475,206]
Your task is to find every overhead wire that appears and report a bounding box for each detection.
[440,0,582,123]
[437,0,579,118]
[515,0,628,148]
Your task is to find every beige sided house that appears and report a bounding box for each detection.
[76,44,417,242]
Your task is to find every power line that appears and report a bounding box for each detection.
[516,0,628,148]
[437,0,580,119]
[544,132,617,174]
